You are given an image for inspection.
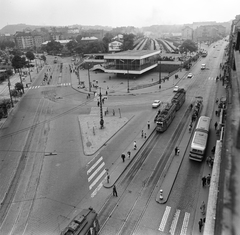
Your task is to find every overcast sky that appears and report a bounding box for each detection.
[0,0,239,30]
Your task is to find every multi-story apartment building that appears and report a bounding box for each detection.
[182,26,193,40]
[14,31,45,50]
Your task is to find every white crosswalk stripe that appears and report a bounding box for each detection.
[208,77,216,80]
[28,83,71,89]
[87,156,107,198]
[158,206,191,235]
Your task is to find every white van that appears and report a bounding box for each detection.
[201,64,206,70]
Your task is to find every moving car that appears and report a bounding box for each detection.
[152,100,162,108]
[201,64,206,70]
[187,73,193,78]
[173,86,179,92]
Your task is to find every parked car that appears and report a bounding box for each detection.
[201,64,206,70]
[152,100,162,108]
[187,73,193,78]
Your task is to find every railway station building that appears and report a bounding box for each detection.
[104,50,160,76]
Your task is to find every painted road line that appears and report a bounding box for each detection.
[180,212,190,235]
[91,182,103,198]
[88,162,105,182]
[169,209,180,235]
[89,169,106,190]
[158,206,171,231]
[87,157,103,175]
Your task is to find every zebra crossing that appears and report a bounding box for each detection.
[87,156,107,198]
[28,83,71,89]
[158,206,191,235]
[208,77,216,80]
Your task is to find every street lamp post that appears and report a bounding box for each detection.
[127,69,130,93]
[158,60,161,84]
[87,64,91,92]
[99,87,104,129]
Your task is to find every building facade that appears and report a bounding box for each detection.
[182,26,193,40]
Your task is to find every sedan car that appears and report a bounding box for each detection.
[187,73,193,78]
[173,86,179,92]
[152,100,162,108]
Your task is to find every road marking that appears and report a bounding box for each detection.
[88,162,105,182]
[169,209,180,235]
[87,156,103,175]
[158,206,171,231]
[180,212,190,235]
[89,169,106,190]
[91,182,103,198]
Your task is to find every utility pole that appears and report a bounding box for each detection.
[99,87,104,129]
[127,69,129,93]
[87,64,91,92]
[158,60,161,84]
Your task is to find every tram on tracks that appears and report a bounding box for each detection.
[189,116,211,161]
[155,89,186,132]
[61,207,100,235]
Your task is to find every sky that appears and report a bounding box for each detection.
[0,0,239,30]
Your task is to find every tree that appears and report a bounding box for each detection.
[66,40,78,53]
[179,40,198,53]
[15,82,24,94]
[76,35,83,43]
[41,55,46,62]
[121,33,135,51]
[45,40,63,55]
[26,51,35,82]
[0,99,11,118]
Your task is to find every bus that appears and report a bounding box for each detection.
[61,207,100,235]
[189,116,211,161]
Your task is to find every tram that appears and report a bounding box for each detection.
[61,207,100,235]
[171,88,186,111]
[156,102,177,132]
[189,116,211,161]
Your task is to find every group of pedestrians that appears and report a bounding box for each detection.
[201,174,211,187]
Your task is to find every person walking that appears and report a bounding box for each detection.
[113,185,118,197]
[207,174,211,186]
[200,201,206,215]
[202,176,206,187]
[175,147,179,155]
[214,121,218,130]
[141,130,144,138]
[159,84,161,89]
[133,141,137,150]
[198,218,203,232]
[147,121,150,129]
[127,151,131,159]
[121,153,125,162]
[106,173,110,184]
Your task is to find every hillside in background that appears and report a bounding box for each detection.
[0,24,112,35]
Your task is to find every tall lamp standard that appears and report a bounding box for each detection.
[127,68,130,93]
[99,87,104,129]
[158,59,161,84]
[87,64,91,92]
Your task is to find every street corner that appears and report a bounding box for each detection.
[78,115,129,155]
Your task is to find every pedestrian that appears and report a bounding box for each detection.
[141,130,144,138]
[147,121,150,129]
[214,121,218,130]
[133,141,137,150]
[207,174,211,186]
[175,147,178,155]
[113,184,118,197]
[113,109,115,116]
[127,151,131,158]
[97,101,100,107]
[144,133,147,138]
[106,91,108,96]
[159,84,161,89]
[200,201,206,215]
[198,218,203,232]
[215,110,218,116]
[121,153,125,162]
[202,176,206,187]
[107,173,110,183]
[216,98,219,104]
[206,156,212,167]
[102,98,104,104]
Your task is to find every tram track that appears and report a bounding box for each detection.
[98,104,192,234]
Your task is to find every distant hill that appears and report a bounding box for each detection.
[0,24,112,35]
[0,24,45,34]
